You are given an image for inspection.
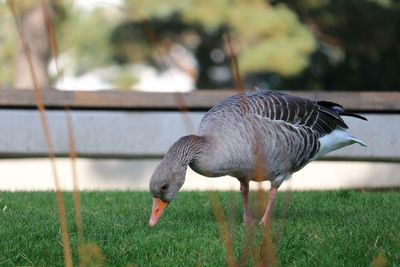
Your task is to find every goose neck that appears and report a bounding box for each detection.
[166,135,207,166]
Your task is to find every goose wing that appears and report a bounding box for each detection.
[244,91,366,137]
[244,113,321,175]
[200,90,366,143]
[246,92,367,160]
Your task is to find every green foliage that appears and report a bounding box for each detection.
[1,0,398,90]
[230,4,316,76]
[0,0,68,88]
[0,3,17,88]
[0,191,399,266]
[368,0,395,7]
[182,0,230,31]
[113,67,138,89]
[125,0,189,21]
[57,9,121,76]
[274,0,400,91]
[124,0,317,77]
[239,30,314,76]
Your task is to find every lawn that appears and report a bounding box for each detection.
[0,191,399,266]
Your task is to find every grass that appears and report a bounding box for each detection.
[0,190,399,266]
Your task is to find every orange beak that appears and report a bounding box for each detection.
[149,197,169,227]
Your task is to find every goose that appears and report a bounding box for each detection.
[148,91,367,227]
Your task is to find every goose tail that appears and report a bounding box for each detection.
[350,135,367,147]
[313,129,367,160]
[317,101,368,121]
[340,112,368,121]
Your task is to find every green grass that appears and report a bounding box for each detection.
[0,191,399,266]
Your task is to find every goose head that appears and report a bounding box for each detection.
[148,157,187,227]
[148,135,206,227]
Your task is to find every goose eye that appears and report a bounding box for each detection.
[160,184,168,192]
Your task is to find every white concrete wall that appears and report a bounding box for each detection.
[0,158,399,191]
[1,110,398,160]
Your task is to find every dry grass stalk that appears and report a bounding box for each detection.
[41,1,62,80]
[66,108,84,241]
[142,19,196,133]
[7,1,73,266]
[43,0,85,252]
[223,32,245,93]
[253,147,277,266]
[210,192,238,267]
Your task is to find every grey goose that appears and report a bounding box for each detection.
[149,91,367,227]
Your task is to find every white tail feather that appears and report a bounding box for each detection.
[313,130,367,159]
[350,136,367,147]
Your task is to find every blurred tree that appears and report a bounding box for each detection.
[270,0,400,91]
[7,1,55,89]
[57,8,119,76]
[1,1,121,90]
[110,15,215,89]
[1,0,67,90]
[119,0,317,89]
[0,2,16,88]
[2,0,398,91]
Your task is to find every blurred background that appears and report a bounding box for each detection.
[0,0,399,191]
[1,0,400,92]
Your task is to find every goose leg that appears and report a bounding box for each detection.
[240,181,252,225]
[261,187,277,225]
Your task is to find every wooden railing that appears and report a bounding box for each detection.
[1,89,400,112]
